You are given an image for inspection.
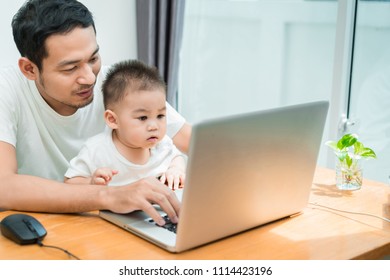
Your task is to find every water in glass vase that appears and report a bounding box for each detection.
[336,162,362,191]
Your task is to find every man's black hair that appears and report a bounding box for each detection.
[12,0,95,70]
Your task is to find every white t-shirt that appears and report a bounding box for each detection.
[65,128,182,186]
[0,65,185,181]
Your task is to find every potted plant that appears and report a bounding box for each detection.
[325,133,376,190]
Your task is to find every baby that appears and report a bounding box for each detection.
[64,60,186,189]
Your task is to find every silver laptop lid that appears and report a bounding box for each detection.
[175,101,329,252]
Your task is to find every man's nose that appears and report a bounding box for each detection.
[77,64,96,85]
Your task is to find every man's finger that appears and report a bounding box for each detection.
[151,189,180,224]
[141,202,166,226]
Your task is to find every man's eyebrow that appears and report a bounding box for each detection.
[57,46,100,67]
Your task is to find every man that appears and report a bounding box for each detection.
[0,0,191,226]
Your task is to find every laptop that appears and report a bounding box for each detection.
[99,100,329,253]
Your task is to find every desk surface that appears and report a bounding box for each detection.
[1,167,390,260]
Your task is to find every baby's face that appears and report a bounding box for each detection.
[113,89,167,149]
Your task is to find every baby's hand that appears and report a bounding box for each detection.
[91,168,118,185]
[159,167,185,190]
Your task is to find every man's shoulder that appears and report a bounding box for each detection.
[0,65,30,106]
[0,65,26,84]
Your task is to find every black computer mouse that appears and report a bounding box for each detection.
[0,213,47,245]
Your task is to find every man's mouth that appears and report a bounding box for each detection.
[76,87,94,98]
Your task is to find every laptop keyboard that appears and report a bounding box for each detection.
[147,215,178,234]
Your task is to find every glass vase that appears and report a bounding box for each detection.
[335,162,363,191]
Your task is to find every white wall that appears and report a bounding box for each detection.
[0,0,25,67]
[0,0,137,68]
[81,0,138,65]
[179,0,338,169]
[179,0,337,123]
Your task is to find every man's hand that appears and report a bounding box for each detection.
[102,176,180,226]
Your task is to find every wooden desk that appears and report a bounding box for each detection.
[1,167,390,260]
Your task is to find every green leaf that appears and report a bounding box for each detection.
[326,133,377,163]
[337,133,358,149]
[345,154,353,168]
[353,141,364,155]
[360,147,377,159]
[325,141,338,151]
[336,150,347,161]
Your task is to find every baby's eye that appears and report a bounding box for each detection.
[138,116,147,121]
[157,114,166,119]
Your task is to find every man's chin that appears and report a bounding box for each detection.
[75,95,94,109]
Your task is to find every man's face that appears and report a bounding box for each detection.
[35,26,101,116]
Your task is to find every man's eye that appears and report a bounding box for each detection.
[63,66,77,72]
[90,56,99,63]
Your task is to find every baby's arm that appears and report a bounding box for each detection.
[159,155,186,190]
[65,168,118,185]
[64,176,93,185]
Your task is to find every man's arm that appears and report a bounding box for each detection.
[172,123,192,154]
[0,141,178,226]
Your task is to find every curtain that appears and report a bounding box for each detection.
[136,0,186,108]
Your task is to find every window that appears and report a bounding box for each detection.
[349,0,390,183]
[178,0,338,166]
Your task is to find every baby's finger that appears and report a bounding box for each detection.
[112,169,119,175]
[94,177,108,185]
[179,174,185,188]
[173,176,181,190]
[167,175,175,190]
[105,170,119,182]
[159,174,166,184]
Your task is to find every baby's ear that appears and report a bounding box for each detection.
[104,109,119,129]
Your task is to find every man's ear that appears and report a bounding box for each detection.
[104,109,119,129]
[18,57,38,80]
